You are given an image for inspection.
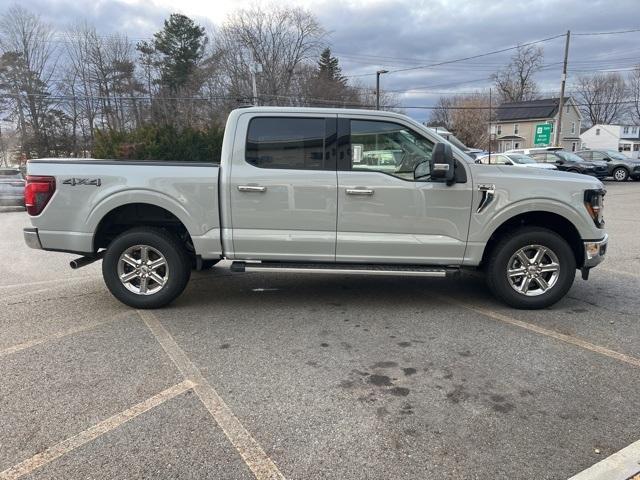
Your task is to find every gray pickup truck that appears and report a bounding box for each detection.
[23,107,607,309]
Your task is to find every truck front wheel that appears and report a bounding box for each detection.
[102,227,191,309]
[486,227,576,309]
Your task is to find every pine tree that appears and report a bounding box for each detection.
[317,48,345,85]
[152,13,207,92]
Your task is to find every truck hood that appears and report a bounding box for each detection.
[469,163,604,191]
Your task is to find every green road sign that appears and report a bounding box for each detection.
[534,123,552,146]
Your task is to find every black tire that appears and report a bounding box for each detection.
[486,227,576,309]
[102,227,191,308]
[612,167,629,182]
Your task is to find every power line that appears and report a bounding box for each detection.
[574,28,640,36]
[343,33,566,77]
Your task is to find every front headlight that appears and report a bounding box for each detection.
[584,189,605,228]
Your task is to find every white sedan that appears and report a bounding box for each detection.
[476,153,557,170]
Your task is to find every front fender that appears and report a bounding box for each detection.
[470,197,595,244]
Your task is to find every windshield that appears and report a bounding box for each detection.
[556,151,585,162]
[506,154,536,164]
[603,150,628,160]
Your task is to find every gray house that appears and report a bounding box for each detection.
[490,97,582,152]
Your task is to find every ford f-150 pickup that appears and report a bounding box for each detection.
[23,107,608,309]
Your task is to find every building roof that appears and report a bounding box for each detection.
[495,97,570,122]
[497,135,524,140]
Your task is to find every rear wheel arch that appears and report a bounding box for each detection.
[94,203,194,256]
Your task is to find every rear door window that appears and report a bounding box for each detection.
[245,117,331,170]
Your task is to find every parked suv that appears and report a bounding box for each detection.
[0,168,26,207]
[527,150,608,179]
[575,149,640,181]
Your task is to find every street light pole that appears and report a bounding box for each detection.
[376,69,388,110]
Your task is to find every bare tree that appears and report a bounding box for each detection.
[449,93,491,149]
[0,6,58,157]
[218,5,324,104]
[628,65,640,125]
[491,45,543,103]
[573,72,627,126]
[427,96,455,130]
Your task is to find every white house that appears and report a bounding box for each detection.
[580,124,640,159]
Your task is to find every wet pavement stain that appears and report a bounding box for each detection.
[368,374,393,387]
[402,367,417,376]
[389,387,410,397]
[371,361,398,368]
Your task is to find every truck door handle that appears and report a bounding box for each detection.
[346,188,374,196]
[238,185,266,193]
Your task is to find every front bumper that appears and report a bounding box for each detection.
[24,227,43,250]
[583,233,608,268]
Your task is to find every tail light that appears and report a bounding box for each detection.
[25,175,56,216]
[584,189,605,228]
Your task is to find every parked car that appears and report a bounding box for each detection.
[476,153,557,170]
[23,107,607,310]
[526,150,608,179]
[0,168,26,207]
[575,149,640,182]
[507,147,564,155]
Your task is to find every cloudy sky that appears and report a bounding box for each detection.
[11,0,640,122]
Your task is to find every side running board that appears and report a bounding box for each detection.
[230,261,459,278]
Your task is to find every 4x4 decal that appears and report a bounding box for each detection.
[62,178,101,187]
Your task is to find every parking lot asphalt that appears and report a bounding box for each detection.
[0,182,639,480]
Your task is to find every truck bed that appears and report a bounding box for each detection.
[26,159,221,258]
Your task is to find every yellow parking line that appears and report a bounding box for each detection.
[138,310,286,480]
[0,315,127,358]
[600,267,640,278]
[437,295,640,369]
[0,380,195,480]
[0,276,101,290]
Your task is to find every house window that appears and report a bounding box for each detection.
[497,125,502,135]
[633,127,639,134]
[621,144,631,151]
[634,144,640,151]
[565,105,570,113]
[571,142,577,151]
[571,122,575,134]
[596,128,600,136]
[623,126,630,134]
[514,124,519,135]
[514,142,520,149]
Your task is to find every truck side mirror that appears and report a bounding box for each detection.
[430,142,455,185]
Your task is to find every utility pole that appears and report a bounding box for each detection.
[250,61,262,106]
[555,30,571,147]
[488,87,492,161]
[376,69,388,110]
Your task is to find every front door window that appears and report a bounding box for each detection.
[350,120,433,180]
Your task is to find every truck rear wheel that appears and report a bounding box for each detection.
[102,227,191,309]
[486,227,576,309]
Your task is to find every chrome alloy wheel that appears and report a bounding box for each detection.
[117,245,169,295]
[506,245,560,297]
[613,168,627,181]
